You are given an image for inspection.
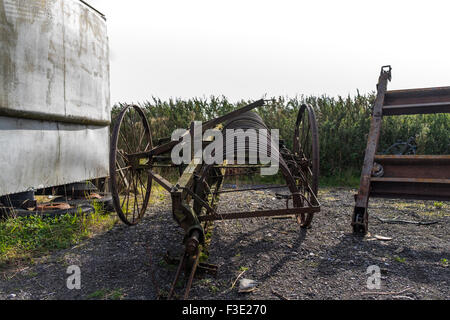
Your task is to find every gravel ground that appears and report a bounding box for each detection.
[0,186,448,300]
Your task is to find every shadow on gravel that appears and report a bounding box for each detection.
[258,228,308,282]
[210,223,308,279]
[316,233,450,285]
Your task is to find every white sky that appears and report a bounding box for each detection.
[87,0,450,105]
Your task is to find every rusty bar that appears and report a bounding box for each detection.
[353,66,392,233]
[382,102,450,115]
[199,206,320,222]
[148,170,173,192]
[183,253,200,300]
[383,86,450,115]
[374,155,450,180]
[176,161,201,197]
[371,177,450,184]
[168,253,187,300]
[370,156,450,200]
[213,185,290,194]
[370,179,450,200]
[384,86,450,105]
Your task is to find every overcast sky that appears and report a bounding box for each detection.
[87,0,450,105]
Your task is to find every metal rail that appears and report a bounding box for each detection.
[352,66,450,234]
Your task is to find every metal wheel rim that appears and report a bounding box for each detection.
[110,105,153,225]
[294,104,319,227]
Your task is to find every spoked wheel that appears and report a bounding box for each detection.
[110,105,153,225]
[293,104,319,228]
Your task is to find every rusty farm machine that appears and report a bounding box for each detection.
[109,100,320,298]
[353,66,450,234]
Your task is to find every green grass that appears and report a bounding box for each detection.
[87,288,125,300]
[319,170,361,188]
[0,183,167,270]
[434,202,444,209]
[210,285,219,294]
[0,209,117,270]
[87,289,108,299]
[158,258,177,271]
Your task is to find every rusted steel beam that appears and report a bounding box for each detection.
[148,170,173,192]
[176,161,200,194]
[374,155,450,180]
[384,86,450,105]
[383,86,450,115]
[213,185,290,194]
[382,102,450,115]
[370,179,450,200]
[184,253,200,300]
[371,177,450,184]
[353,66,392,233]
[199,206,320,222]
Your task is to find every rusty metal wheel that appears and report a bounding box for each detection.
[110,105,153,225]
[293,104,319,228]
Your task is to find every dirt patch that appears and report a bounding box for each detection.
[0,187,448,300]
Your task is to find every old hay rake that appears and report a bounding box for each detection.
[109,99,320,298]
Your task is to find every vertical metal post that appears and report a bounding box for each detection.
[352,66,392,234]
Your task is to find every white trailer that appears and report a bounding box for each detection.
[0,0,110,197]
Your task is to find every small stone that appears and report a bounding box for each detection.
[375,235,393,241]
[239,279,258,293]
[394,247,404,254]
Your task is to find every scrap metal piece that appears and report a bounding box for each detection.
[353,66,392,234]
[353,66,450,234]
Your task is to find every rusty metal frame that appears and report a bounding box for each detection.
[352,66,450,234]
[110,99,321,299]
[139,100,321,235]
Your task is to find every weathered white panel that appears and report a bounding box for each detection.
[0,117,110,196]
[0,0,110,196]
[0,0,110,123]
